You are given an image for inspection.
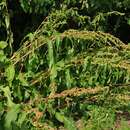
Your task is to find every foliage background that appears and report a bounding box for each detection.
[0,0,130,130]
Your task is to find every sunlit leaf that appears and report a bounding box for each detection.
[4,104,20,129]
[1,86,14,107]
[5,64,15,84]
[18,73,29,86]
[5,15,10,29]
[17,112,27,126]
[0,41,8,49]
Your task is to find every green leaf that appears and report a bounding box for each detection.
[56,36,61,51]
[0,41,8,49]
[0,102,4,119]
[17,112,27,126]
[4,104,20,129]
[55,112,64,122]
[64,117,77,130]
[55,112,77,130]
[48,40,54,68]
[18,73,29,86]
[1,86,14,107]
[65,69,72,89]
[5,64,15,84]
[0,50,7,63]
[127,19,130,25]
[5,15,10,29]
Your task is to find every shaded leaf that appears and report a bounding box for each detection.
[55,112,77,130]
